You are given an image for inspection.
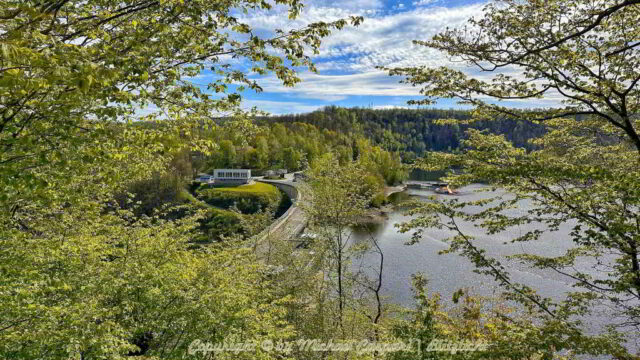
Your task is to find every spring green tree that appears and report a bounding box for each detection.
[1,0,361,205]
[0,1,361,358]
[387,0,640,358]
[303,153,377,333]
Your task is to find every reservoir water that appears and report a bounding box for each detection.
[351,184,584,305]
[349,183,638,349]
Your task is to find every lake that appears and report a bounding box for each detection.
[349,183,637,349]
[351,184,586,304]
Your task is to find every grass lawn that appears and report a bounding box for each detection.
[212,182,279,195]
[196,182,282,214]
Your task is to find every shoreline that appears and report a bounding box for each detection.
[383,184,407,197]
[358,204,394,224]
[358,184,408,224]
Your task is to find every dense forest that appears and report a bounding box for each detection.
[198,118,407,186]
[262,106,547,161]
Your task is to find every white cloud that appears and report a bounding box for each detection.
[230,2,564,112]
[242,3,486,73]
[254,70,421,99]
[236,3,487,100]
[307,0,383,11]
[319,4,485,67]
[412,0,438,6]
[372,104,413,110]
[242,99,323,115]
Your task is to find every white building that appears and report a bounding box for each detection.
[213,169,251,184]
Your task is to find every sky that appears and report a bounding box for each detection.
[192,0,493,115]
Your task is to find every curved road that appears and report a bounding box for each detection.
[253,173,307,252]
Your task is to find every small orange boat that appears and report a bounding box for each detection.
[434,185,458,195]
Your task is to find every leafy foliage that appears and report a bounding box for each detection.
[388,0,640,357]
[197,207,244,243]
[0,0,362,218]
[0,203,295,359]
[0,1,360,358]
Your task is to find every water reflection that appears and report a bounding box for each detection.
[386,190,412,205]
[351,184,583,305]
[409,168,447,182]
[348,183,636,346]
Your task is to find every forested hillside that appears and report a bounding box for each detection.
[115,118,407,243]
[198,119,407,186]
[262,106,546,160]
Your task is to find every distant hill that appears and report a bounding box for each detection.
[259,106,546,161]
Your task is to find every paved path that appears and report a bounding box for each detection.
[253,174,307,254]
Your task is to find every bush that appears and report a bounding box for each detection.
[195,208,243,243]
[370,192,387,208]
[116,173,186,217]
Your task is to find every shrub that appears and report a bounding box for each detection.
[194,208,243,243]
